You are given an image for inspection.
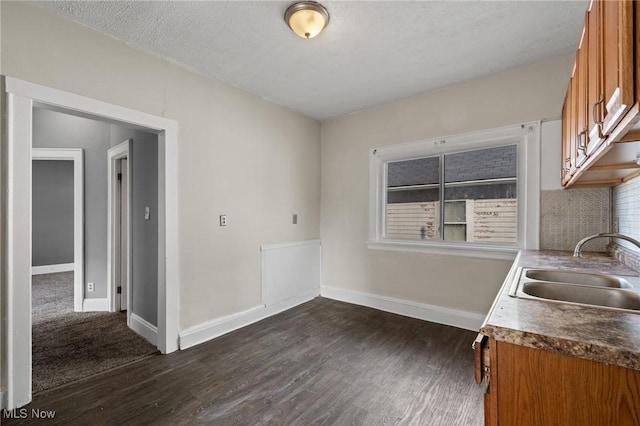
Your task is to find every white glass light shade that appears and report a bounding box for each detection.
[285,2,329,39]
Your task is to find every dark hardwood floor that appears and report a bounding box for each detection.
[3,297,484,425]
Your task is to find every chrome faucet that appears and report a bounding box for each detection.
[573,233,640,257]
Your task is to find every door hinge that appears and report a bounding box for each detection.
[117,173,122,181]
[117,286,122,294]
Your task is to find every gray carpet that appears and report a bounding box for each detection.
[32,271,159,393]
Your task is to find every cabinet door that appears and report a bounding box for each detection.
[474,335,497,426]
[587,0,605,155]
[600,0,634,136]
[575,21,589,168]
[569,67,579,176]
[561,87,572,186]
[496,341,640,425]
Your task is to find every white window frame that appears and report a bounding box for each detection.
[368,122,540,260]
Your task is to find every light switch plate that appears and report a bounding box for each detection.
[145,207,150,220]
[292,214,298,225]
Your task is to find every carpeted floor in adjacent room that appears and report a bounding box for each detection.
[32,271,159,393]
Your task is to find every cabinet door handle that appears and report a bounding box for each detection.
[592,97,604,126]
[577,129,587,153]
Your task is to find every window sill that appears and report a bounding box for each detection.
[367,240,519,261]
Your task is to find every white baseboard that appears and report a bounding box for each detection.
[321,286,485,331]
[31,263,74,275]
[82,298,109,312]
[179,290,319,350]
[0,390,7,410]
[130,313,158,346]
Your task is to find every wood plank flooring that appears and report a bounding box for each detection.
[3,297,484,425]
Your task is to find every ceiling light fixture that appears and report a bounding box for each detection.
[284,1,329,39]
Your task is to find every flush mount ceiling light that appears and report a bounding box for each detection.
[284,1,329,39]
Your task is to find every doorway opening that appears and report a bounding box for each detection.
[4,77,179,409]
[31,148,84,312]
[108,141,131,317]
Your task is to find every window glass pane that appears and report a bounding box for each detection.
[386,157,440,240]
[444,145,517,183]
[444,224,466,241]
[443,145,517,245]
[388,157,440,186]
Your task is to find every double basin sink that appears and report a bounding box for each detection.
[509,268,640,312]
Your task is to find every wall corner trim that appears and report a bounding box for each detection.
[320,286,485,331]
[130,313,158,346]
[179,290,319,350]
[82,298,109,312]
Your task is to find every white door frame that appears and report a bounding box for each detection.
[31,148,84,312]
[4,77,180,409]
[107,140,131,317]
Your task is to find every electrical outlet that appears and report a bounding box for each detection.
[292,214,298,225]
[220,214,227,226]
[88,282,94,292]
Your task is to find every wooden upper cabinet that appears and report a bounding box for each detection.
[561,0,638,187]
[600,0,634,136]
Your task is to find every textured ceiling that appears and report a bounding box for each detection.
[36,1,588,121]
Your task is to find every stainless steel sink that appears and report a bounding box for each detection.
[521,281,640,311]
[508,267,640,313]
[524,269,630,288]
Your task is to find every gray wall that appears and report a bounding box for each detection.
[33,108,160,326]
[33,108,110,298]
[110,126,159,326]
[32,160,74,266]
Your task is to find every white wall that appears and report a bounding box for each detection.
[0,1,321,335]
[320,55,574,316]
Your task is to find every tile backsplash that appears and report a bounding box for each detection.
[540,188,611,252]
[612,174,640,252]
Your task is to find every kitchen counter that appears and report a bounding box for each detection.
[480,250,640,371]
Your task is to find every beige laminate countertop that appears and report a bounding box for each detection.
[480,250,640,371]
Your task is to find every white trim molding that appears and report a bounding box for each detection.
[130,313,158,346]
[32,147,84,312]
[260,239,321,307]
[321,286,485,331]
[4,77,180,409]
[81,298,109,312]
[107,140,131,315]
[31,263,75,275]
[179,290,318,350]
[0,390,7,410]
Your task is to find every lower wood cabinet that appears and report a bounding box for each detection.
[475,335,640,425]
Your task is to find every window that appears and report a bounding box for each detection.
[369,122,540,259]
